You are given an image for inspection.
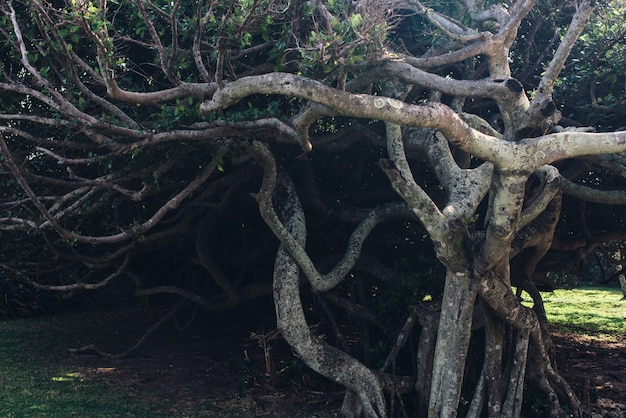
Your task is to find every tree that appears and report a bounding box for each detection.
[0,0,625,416]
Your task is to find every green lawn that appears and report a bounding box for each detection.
[0,312,168,418]
[523,286,626,342]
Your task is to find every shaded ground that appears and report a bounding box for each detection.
[64,307,343,417]
[62,307,626,417]
[552,332,626,411]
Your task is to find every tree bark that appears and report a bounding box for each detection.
[428,269,478,418]
[270,172,386,417]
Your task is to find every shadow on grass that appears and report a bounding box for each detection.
[0,308,341,417]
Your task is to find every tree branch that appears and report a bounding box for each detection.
[533,0,595,102]
[30,254,130,291]
[200,72,492,157]
[561,177,626,205]
[271,171,387,417]
[252,140,414,292]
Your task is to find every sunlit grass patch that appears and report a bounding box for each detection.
[521,287,626,342]
[0,313,166,417]
[51,371,87,382]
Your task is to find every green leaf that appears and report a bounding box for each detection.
[350,13,362,29]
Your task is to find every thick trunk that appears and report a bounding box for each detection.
[479,272,582,417]
[428,269,478,418]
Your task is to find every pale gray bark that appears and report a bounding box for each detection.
[478,272,582,417]
[428,269,477,418]
[194,18,626,418]
[561,177,626,205]
[201,73,626,171]
[269,171,387,418]
[501,329,529,418]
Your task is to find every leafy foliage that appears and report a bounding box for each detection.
[556,1,626,130]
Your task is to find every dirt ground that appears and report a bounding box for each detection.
[552,332,626,411]
[67,308,626,417]
[69,308,344,417]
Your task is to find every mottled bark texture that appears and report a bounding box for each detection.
[270,172,387,417]
[428,269,477,418]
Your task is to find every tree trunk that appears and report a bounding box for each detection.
[428,269,478,418]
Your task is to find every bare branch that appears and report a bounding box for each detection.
[0,131,229,244]
[534,0,595,102]
[271,170,387,417]
[463,0,509,26]
[30,254,130,291]
[381,123,445,231]
[520,131,626,169]
[200,72,487,155]
[519,165,562,229]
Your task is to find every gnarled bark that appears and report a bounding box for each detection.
[269,171,386,417]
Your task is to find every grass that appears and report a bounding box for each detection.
[522,286,626,342]
[1,287,623,417]
[0,309,338,418]
[0,311,168,417]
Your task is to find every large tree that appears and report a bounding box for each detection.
[1,0,625,416]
